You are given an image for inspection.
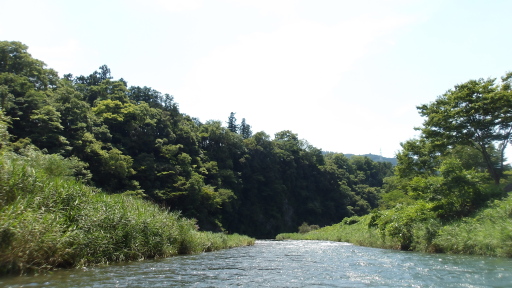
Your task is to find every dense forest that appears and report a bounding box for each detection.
[0,41,394,238]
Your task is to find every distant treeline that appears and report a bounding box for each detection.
[0,41,393,238]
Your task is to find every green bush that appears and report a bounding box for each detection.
[372,202,436,250]
[298,222,320,234]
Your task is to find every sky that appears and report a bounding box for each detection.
[1,0,511,158]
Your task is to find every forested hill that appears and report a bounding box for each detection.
[341,153,397,166]
[0,41,393,238]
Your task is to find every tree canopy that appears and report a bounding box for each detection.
[417,74,512,184]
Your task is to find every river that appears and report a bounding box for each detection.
[2,240,512,287]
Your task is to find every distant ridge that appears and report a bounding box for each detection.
[322,151,397,166]
[345,153,397,166]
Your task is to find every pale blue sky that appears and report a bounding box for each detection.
[1,0,511,158]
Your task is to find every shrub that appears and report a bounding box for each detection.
[298,222,320,234]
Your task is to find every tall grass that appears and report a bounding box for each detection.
[433,197,512,257]
[0,150,254,275]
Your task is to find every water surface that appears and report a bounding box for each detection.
[2,240,511,287]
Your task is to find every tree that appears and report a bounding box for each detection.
[239,118,252,139]
[417,74,512,184]
[394,138,442,179]
[73,64,112,87]
[447,144,503,173]
[0,41,64,152]
[50,83,94,151]
[0,41,58,89]
[128,86,178,113]
[227,112,238,133]
[404,157,487,219]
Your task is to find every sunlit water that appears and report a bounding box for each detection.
[2,240,512,287]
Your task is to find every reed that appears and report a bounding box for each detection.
[433,197,512,257]
[0,150,254,275]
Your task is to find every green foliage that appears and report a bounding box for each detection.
[447,145,501,173]
[0,40,397,239]
[278,76,512,262]
[239,118,252,139]
[433,196,512,256]
[0,111,10,150]
[378,176,415,209]
[417,75,512,184]
[395,138,441,178]
[366,71,512,254]
[371,202,436,250]
[298,222,320,234]
[277,215,393,248]
[0,41,59,89]
[393,153,494,221]
[284,71,512,257]
[226,112,238,133]
[278,191,512,257]
[0,149,254,275]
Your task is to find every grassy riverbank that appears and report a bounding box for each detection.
[276,217,395,249]
[276,192,512,257]
[0,150,254,276]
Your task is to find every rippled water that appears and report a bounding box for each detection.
[2,240,512,287]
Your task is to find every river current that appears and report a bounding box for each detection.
[2,240,512,287]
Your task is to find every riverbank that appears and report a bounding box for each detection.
[276,192,512,257]
[0,150,254,276]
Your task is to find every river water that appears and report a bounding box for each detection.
[2,240,512,287]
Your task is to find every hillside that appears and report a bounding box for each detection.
[0,41,393,238]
